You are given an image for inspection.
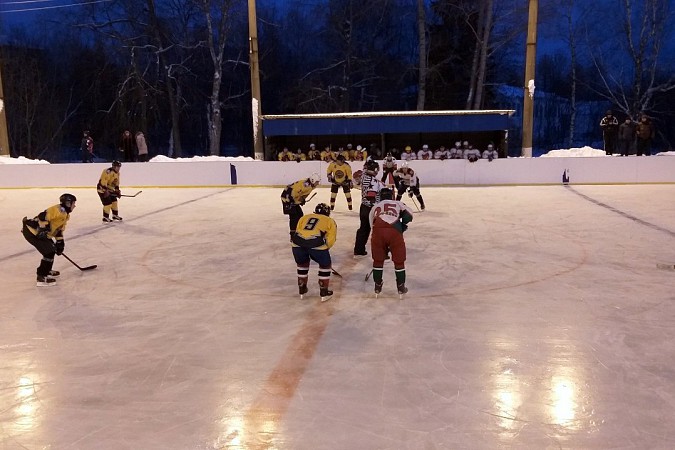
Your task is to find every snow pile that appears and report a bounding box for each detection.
[540,146,605,157]
[0,155,50,164]
[150,155,255,162]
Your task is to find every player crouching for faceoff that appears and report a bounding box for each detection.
[368,188,414,297]
[292,203,338,302]
[281,173,321,241]
[97,160,123,223]
[22,193,76,286]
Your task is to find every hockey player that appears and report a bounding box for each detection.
[22,193,77,286]
[482,144,499,161]
[353,160,383,257]
[434,146,451,160]
[381,152,397,184]
[97,160,123,223]
[292,203,337,302]
[277,147,295,161]
[464,145,481,162]
[401,145,417,161]
[417,144,433,160]
[326,154,353,210]
[369,188,414,297]
[281,173,321,239]
[394,162,425,210]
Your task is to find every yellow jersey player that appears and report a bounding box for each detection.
[97,160,123,222]
[22,193,77,286]
[292,203,337,302]
[281,173,321,239]
[326,154,353,211]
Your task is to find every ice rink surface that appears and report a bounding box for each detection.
[1,184,675,449]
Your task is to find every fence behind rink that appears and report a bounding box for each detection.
[1,158,675,189]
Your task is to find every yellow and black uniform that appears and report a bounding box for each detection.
[291,203,337,301]
[281,174,320,236]
[22,193,76,285]
[326,157,353,210]
[97,162,122,222]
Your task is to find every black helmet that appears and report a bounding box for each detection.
[379,187,394,200]
[59,193,77,212]
[112,160,122,168]
[337,154,346,162]
[314,203,331,217]
[364,160,379,175]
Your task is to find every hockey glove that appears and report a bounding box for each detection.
[327,174,334,183]
[408,190,414,198]
[55,240,65,255]
[115,189,122,198]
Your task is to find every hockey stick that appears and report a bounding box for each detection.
[119,190,143,198]
[305,192,317,202]
[410,196,421,212]
[364,269,373,281]
[331,268,343,278]
[656,263,675,271]
[62,253,97,271]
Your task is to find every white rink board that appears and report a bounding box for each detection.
[0,157,674,188]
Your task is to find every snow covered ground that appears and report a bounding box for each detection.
[2,185,675,449]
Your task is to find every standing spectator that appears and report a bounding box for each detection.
[81,130,94,163]
[618,119,635,157]
[417,144,433,160]
[135,131,149,162]
[292,203,337,302]
[481,144,499,161]
[22,193,77,286]
[368,187,414,297]
[119,130,135,162]
[369,143,382,160]
[281,173,321,240]
[635,115,655,156]
[600,110,619,155]
[326,154,353,210]
[97,160,123,223]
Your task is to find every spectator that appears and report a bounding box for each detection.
[119,130,135,162]
[600,110,619,155]
[481,144,499,161]
[636,115,655,156]
[81,130,94,163]
[369,143,382,160]
[135,131,149,162]
[618,119,635,157]
[464,145,481,162]
[434,146,450,160]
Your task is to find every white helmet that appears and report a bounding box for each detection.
[400,161,409,169]
[455,141,461,147]
[422,144,429,149]
[309,173,320,186]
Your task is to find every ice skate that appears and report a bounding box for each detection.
[36,275,56,287]
[112,215,123,221]
[299,283,308,299]
[102,217,113,223]
[397,283,408,299]
[374,281,383,298]
[48,270,60,278]
[320,288,333,302]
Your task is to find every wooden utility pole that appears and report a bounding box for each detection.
[247,0,263,160]
[0,58,10,156]
[521,0,538,157]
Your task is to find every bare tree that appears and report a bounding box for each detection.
[416,0,427,110]
[589,0,675,118]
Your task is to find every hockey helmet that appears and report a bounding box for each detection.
[364,160,379,176]
[422,144,429,149]
[337,154,346,162]
[314,203,331,217]
[59,193,77,212]
[400,161,409,169]
[404,145,412,152]
[379,187,394,200]
[112,160,122,168]
[309,173,321,186]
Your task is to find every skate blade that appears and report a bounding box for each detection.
[657,263,675,271]
[320,295,332,302]
[300,294,305,300]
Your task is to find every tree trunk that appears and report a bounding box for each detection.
[416,0,427,110]
[473,0,493,109]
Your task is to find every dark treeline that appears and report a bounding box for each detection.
[0,0,673,161]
